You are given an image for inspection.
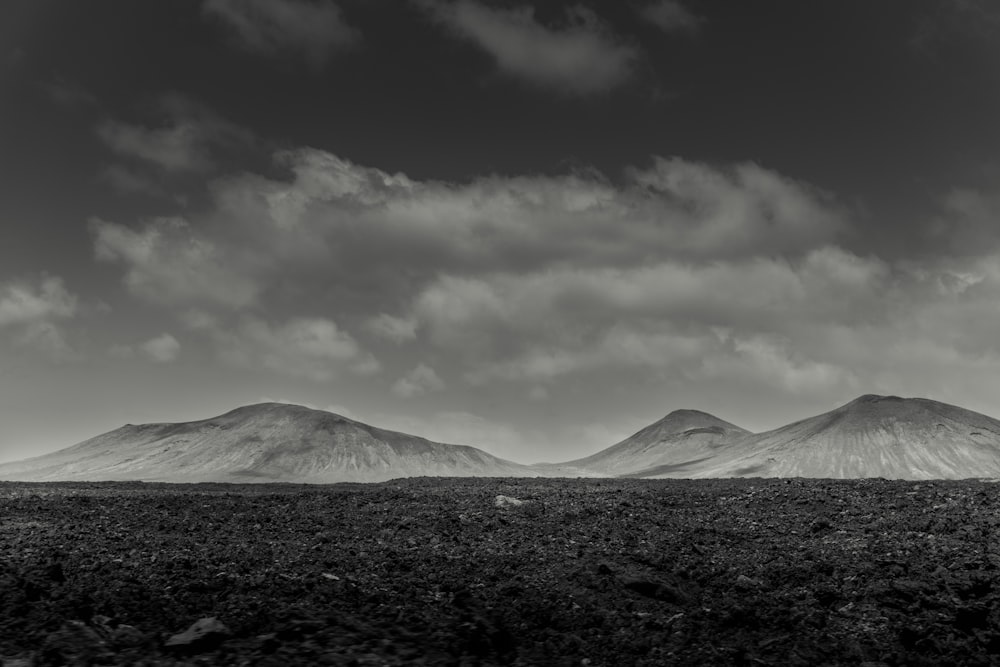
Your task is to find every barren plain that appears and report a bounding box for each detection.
[4,477,1000,665]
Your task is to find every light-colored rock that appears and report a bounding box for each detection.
[495,495,525,508]
[164,617,231,653]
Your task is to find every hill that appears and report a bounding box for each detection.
[549,409,751,477]
[689,394,1000,479]
[0,403,537,483]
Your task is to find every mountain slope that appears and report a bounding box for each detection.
[692,395,1000,479]
[550,409,751,477]
[0,403,537,483]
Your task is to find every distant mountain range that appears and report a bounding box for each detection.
[4,394,1000,482]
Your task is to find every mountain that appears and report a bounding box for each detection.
[550,409,751,477]
[690,394,1000,480]
[0,403,537,483]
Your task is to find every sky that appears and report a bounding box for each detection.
[2,0,1000,465]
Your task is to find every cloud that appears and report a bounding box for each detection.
[639,0,704,34]
[366,313,419,343]
[93,147,855,393]
[422,1,637,95]
[38,76,98,108]
[392,363,446,397]
[699,332,857,394]
[140,333,181,363]
[210,316,379,382]
[96,94,252,174]
[90,216,261,308]
[99,165,167,198]
[926,186,1000,255]
[0,276,77,327]
[528,386,549,401]
[202,0,359,67]
[0,276,78,359]
[403,246,891,391]
[111,333,182,363]
[211,149,845,276]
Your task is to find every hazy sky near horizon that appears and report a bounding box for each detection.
[3,0,1000,464]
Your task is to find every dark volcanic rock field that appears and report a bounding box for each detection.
[4,478,1000,665]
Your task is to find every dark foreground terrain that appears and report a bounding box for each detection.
[3,478,1000,666]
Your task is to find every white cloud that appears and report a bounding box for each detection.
[98,120,212,173]
[213,316,379,382]
[699,332,857,394]
[38,76,98,107]
[139,333,181,363]
[91,147,865,400]
[367,313,418,343]
[15,321,77,360]
[111,333,182,363]
[639,0,704,34]
[93,144,1000,419]
[401,245,894,393]
[423,1,637,95]
[0,276,77,327]
[928,186,1000,255]
[202,0,359,67]
[528,386,549,401]
[392,363,446,397]
[97,94,251,174]
[90,216,260,308]
[99,165,167,198]
[211,149,845,275]
[0,276,79,360]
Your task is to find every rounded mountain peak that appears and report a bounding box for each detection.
[652,408,747,435]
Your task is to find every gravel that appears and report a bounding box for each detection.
[2,477,1000,665]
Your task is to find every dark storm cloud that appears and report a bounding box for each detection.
[420,1,637,95]
[202,0,360,67]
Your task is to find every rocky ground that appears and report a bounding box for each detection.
[3,477,1000,665]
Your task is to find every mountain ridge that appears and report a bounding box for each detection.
[4,395,1000,482]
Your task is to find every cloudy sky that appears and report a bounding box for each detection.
[3,0,1000,464]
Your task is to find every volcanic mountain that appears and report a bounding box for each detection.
[688,394,1000,480]
[552,409,751,477]
[0,403,537,483]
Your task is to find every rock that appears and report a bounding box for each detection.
[735,574,764,590]
[495,495,525,508]
[110,624,147,649]
[1,657,35,667]
[164,617,231,654]
[623,578,686,603]
[41,620,112,665]
[810,518,832,532]
[44,562,65,583]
